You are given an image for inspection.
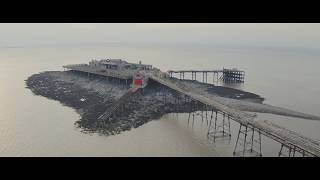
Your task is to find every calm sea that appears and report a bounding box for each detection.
[1,44,320,156]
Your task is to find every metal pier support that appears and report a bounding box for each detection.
[187,99,194,126]
[188,101,196,128]
[179,72,184,80]
[202,72,208,83]
[278,144,312,157]
[187,100,204,129]
[233,123,262,157]
[278,144,297,157]
[207,112,231,142]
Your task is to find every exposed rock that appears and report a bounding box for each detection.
[25,71,264,136]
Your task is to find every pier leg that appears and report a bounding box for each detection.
[203,72,205,83]
[207,109,214,136]
[188,100,192,125]
[213,73,215,84]
[222,113,225,136]
[250,129,255,152]
[214,111,218,133]
[192,102,195,128]
[205,72,207,83]
[233,124,242,155]
[228,115,231,137]
[278,144,284,157]
[208,108,213,127]
[205,105,208,122]
[201,106,204,123]
[288,146,292,157]
[243,126,248,156]
[259,130,262,156]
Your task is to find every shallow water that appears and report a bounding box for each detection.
[1,44,320,156]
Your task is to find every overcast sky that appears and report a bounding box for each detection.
[1,23,320,48]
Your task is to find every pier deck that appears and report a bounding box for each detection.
[148,72,320,156]
[63,64,137,80]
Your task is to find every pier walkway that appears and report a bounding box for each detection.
[147,72,320,157]
[63,64,136,81]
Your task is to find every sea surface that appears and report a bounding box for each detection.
[1,44,320,156]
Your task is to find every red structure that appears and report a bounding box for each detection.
[134,79,142,86]
[133,73,144,88]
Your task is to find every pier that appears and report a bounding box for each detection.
[168,68,245,83]
[148,72,320,157]
[63,61,320,157]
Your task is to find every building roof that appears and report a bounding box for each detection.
[99,59,152,67]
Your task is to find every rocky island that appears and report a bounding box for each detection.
[25,70,264,136]
[25,58,320,141]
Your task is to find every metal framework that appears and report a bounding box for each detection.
[207,111,231,142]
[233,123,262,157]
[168,69,245,84]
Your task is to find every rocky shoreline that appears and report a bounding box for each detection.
[25,71,264,136]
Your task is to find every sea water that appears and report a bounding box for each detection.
[1,44,320,156]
